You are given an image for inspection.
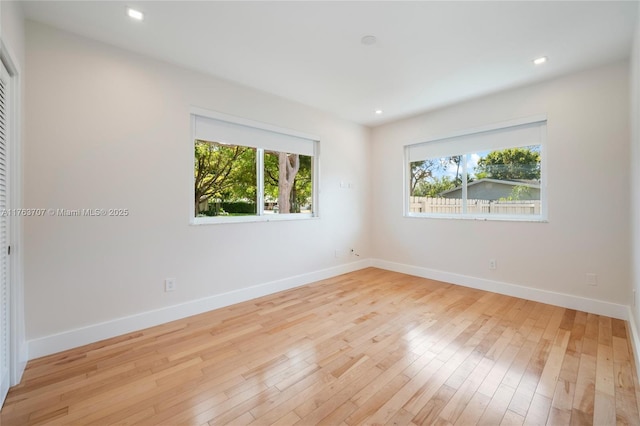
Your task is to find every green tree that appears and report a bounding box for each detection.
[410,156,466,196]
[195,141,313,216]
[500,185,533,201]
[194,140,255,215]
[264,152,312,213]
[277,153,299,213]
[475,147,540,181]
[290,155,312,213]
[446,155,462,184]
[414,176,456,197]
[410,159,441,195]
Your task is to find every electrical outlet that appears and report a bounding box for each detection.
[586,273,597,286]
[350,248,360,257]
[165,278,176,292]
[489,259,497,270]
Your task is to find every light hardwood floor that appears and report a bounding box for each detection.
[2,268,640,425]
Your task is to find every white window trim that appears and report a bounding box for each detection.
[190,107,320,225]
[404,115,548,222]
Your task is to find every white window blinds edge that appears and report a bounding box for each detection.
[408,120,546,162]
[194,114,315,157]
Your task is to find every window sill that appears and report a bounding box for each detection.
[404,213,548,223]
[191,213,318,225]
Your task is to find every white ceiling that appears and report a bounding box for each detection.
[21,1,639,127]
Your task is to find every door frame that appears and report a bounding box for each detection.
[0,38,26,391]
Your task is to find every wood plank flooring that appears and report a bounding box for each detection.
[2,268,639,425]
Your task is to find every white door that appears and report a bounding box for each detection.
[0,59,11,404]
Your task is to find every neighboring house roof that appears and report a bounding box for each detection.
[438,178,540,200]
[438,178,540,197]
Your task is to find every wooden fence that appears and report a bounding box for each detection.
[409,197,541,215]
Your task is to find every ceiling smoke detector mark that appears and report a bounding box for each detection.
[361,35,377,46]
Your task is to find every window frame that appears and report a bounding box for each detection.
[403,115,548,222]
[190,107,320,225]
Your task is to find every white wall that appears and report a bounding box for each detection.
[22,18,638,360]
[630,11,640,361]
[1,2,24,67]
[25,21,371,355]
[371,61,630,310]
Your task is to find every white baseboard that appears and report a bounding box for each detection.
[27,259,373,359]
[374,259,640,376]
[627,308,640,383]
[27,258,633,361]
[371,259,629,320]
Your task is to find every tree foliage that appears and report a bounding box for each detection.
[194,140,255,215]
[410,156,463,196]
[448,155,462,183]
[475,147,540,181]
[265,151,311,213]
[194,140,312,216]
[500,185,534,201]
[413,176,456,197]
[410,148,540,199]
[410,159,437,195]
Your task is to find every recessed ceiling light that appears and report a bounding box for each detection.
[127,7,144,21]
[375,109,383,115]
[533,56,547,65]
[361,35,377,46]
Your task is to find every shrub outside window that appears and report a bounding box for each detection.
[405,118,547,221]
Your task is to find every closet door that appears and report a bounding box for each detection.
[0,59,11,404]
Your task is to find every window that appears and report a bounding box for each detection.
[405,118,547,221]
[192,109,318,224]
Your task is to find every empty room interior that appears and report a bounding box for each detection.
[0,0,640,424]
